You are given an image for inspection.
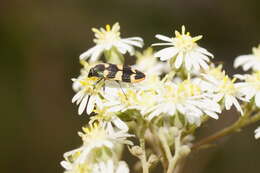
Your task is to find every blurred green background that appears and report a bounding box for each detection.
[1,0,259,172]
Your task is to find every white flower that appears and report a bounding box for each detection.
[235,71,260,107]
[80,22,143,62]
[255,127,260,139]
[92,160,129,173]
[147,80,221,125]
[72,76,104,115]
[152,25,213,71]
[62,123,133,166]
[134,48,170,75]
[197,65,246,114]
[234,44,260,71]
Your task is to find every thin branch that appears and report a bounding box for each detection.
[167,132,181,173]
[192,111,260,151]
[140,137,149,173]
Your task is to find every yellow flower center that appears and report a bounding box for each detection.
[219,76,236,95]
[92,23,121,45]
[138,90,157,107]
[207,65,226,80]
[92,109,113,122]
[79,76,101,94]
[173,25,202,52]
[165,80,201,103]
[80,123,107,145]
[118,89,138,106]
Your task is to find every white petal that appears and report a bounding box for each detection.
[87,96,95,114]
[175,52,183,69]
[232,97,243,114]
[72,91,84,103]
[197,47,214,57]
[234,55,252,68]
[108,105,124,112]
[122,39,143,47]
[233,74,247,80]
[78,96,89,115]
[255,92,260,107]
[224,95,233,110]
[115,42,134,55]
[204,110,219,119]
[113,117,128,131]
[198,57,209,70]
[125,37,143,42]
[89,46,103,62]
[242,61,255,71]
[155,34,173,42]
[152,43,174,46]
[185,53,192,71]
[60,161,72,170]
[154,47,179,61]
[79,46,98,60]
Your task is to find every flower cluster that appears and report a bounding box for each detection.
[61,123,132,173]
[233,45,260,139]
[61,22,260,173]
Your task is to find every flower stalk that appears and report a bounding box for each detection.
[192,106,260,151]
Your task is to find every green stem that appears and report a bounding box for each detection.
[192,110,260,151]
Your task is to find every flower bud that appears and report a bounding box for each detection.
[129,146,143,157]
[148,154,159,165]
[179,145,191,157]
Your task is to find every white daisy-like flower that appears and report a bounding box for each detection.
[255,127,260,139]
[152,25,213,71]
[235,71,260,107]
[147,80,221,125]
[72,76,104,115]
[197,65,246,114]
[92,160,129,173]
[62,123,133,166]
[80,22,144,62]
[234,44,260,71]
[134,48,170,75]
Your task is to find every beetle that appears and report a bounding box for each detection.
[83,63,145,114]
[88,63,146,83]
